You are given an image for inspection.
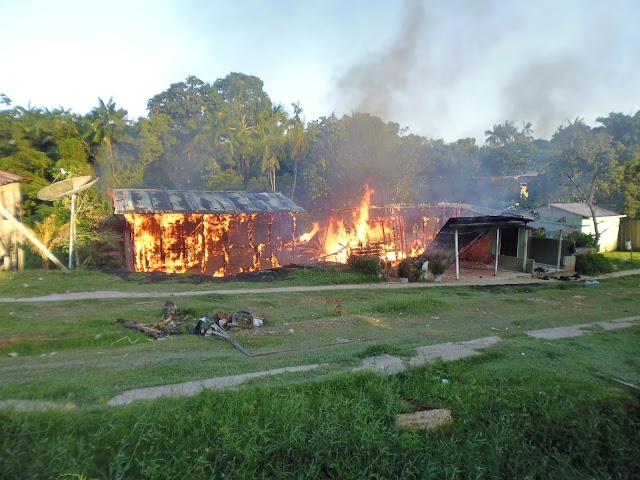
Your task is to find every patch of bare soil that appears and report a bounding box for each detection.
[528,298,587,309]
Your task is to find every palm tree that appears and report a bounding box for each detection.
[85,97,128,171]
[258,104,287,191]
[288,102,306,200]
[31,215,69,268]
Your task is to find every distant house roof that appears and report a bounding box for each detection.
[113,189,305,215]
[548,203,624,218]
[0,170,26,187]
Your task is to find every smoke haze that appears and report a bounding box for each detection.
[333,0,640,141]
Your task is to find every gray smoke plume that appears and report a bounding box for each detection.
[333,0,640,141]
[334,0,428,120]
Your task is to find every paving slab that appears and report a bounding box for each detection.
[527,316,640,339]
[353,354,406,374]
[107,364,319,406]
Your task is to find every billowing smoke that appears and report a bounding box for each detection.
[333,0,639,141]
[334,0,428,121]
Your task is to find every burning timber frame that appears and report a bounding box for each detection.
[113,189,304,276]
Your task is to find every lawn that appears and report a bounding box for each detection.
[0,267,639,478]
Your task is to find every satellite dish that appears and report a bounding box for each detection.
[37,175,99,201]
[36,175,99,269]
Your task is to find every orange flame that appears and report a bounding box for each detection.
[298,222,319,243]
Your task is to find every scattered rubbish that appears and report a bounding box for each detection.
[22,284,28,288]
[115,301,262,356]
[7,352,18,358]
[441,378,449,384]
[584,280,600,285]
[521,352,525,356]
[534,267,548,273]
[491,327,499,331]
[190,316,251,356]
[111,336,139,347]
[431,316,440,320]
[288,328,295,334]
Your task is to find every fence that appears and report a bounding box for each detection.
[618,219,640,252]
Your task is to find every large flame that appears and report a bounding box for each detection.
[125,212,286,276]
[125,184,451,277]
[295,184,441,266]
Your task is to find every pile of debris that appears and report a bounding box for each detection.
[116,301,183,339]
[116,301,262,356]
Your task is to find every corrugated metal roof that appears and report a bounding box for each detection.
[528,220,576,232]
[421,215,531,262]
[0,170,26,187]
[113,189,305,215]
[548,203,624,218]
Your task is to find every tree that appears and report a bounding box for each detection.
[287,102,306,201]
[550,121,617,249]
[84,97,128,192]
[480,120,536,176]
[257,104,287,191]
[214,73,273,184]
[30,214,69,268]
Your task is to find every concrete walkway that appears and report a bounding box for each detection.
[1,269,638,304]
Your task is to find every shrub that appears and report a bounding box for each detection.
[429,259,448,275]
[347,254,382,276]
[568,231,596,248]
[398,258,415,278]
[575,253,613,275]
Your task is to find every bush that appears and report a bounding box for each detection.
[429,259,448,275]
[575,253,613,275]
[347,254,382,276]
[568,231,597,248]
[397,258,413,278]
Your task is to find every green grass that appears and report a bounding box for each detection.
[1,329,638,479]
[603,251,640,271]
[1,269,639,478]
[0,264,381,298]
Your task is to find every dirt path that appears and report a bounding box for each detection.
[3,269,637,303]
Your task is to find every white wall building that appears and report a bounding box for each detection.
[535,203,626,252]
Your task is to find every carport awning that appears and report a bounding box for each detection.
[422,215,531,263]
[527,220,576,232]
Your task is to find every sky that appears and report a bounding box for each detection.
[2,0,640,142]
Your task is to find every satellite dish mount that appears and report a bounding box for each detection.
[37,175,99,269]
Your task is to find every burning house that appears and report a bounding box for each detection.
[113,189,304,276]
[294,186,466,266]
[114,184,541,278]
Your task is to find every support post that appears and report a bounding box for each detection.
[69,193,76,269]
[556,229,563,269]
[454,226,460,280]
[494,227,501,276]
[523,229,529,272]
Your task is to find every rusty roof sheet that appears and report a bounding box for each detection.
[113,189,305,215]
[0,170,27,187]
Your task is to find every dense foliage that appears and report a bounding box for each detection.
[1,75,640,266]
[575,253,613,275]
[347,254,383,276]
